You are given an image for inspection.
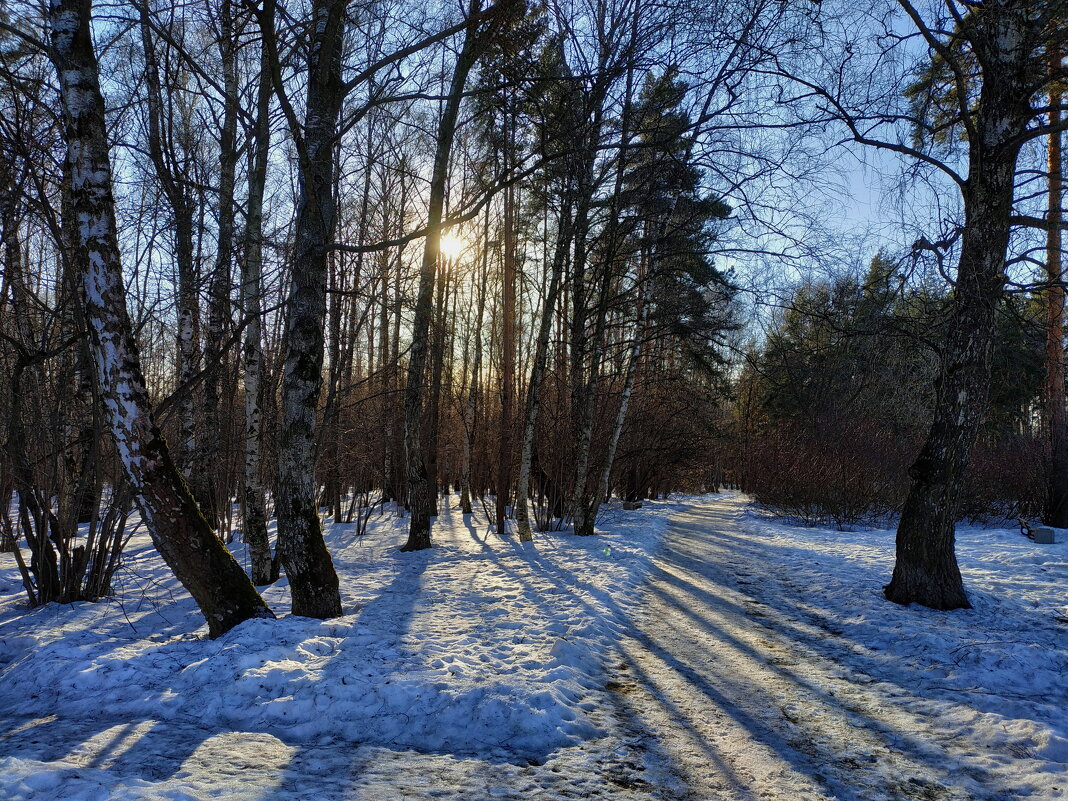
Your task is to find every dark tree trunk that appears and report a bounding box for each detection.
[887,6,1039,609]
[241,22,276,586]
[403,1,483,551]
[47,0,273,636]
[273,0,345,618]
[1044,62,1068,527]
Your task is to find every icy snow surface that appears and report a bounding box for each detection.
[614,497,1068,800]
[0,492,1065,800]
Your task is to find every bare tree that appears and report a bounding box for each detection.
[46,0,273,636]
[788,0,1067,608]
[268,0,346,617]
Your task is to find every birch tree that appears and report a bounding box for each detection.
[792,0,1067,608]
[46,0,273,636]
[268,0,346,617]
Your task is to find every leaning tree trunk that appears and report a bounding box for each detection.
[273,0,345,617]
[1044,63,1068,527]
[402,1,482,551]
[240,30,276,586]
[886,13,1035,609]
[47,0,272,636]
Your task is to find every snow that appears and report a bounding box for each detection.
[1,492,1066,800]
[0,496,688,800]
[700,497,1068,799]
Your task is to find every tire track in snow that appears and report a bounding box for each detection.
[613,497,1020,801]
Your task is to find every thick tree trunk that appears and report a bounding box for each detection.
[241,33,275,586]
[402,2,482,551]
[886,12,1034,609]
[1044,71,1068,527]
[48,0,272,636]
[274,0,345,617]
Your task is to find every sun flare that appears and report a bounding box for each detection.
[439,231,465,259]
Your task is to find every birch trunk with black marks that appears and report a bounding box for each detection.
[274,0,345,617]
[241,33,275,586]
[886,4,1041,609]
[403,2,483,551]
[47,0,272,635]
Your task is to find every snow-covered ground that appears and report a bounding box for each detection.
[740,503,1068,759]
[618,498,1068,801]
[0,495,691,800]
[0,492,1065,800]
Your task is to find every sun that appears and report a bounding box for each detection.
[439,231,465,259]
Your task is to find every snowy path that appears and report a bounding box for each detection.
[617,497,1066,800]
[1,495,1064,800]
